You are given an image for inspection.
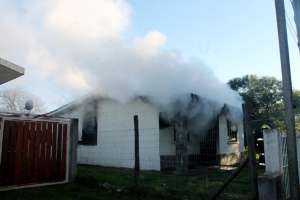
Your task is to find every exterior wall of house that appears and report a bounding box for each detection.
[159,127,200,156]
[218,114,244,166]
[188,134,201,154]
[58,107,85,140]
[56,100,245,169]
[159,127,176,156]
[60,99,161,170]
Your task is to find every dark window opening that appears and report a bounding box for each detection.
[227,120,238,143]
[159,112,171,128]
[79,103,98,146]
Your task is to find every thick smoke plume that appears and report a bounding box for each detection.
[0,0,242,126]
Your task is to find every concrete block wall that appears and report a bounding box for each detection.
[218,115,244,155]
[263,129,281,173]
[218,114,243,165]
[76,99,161,170]
[159,127,176,156]
[159,127,201,156]
[59,100,245,170]
[264,129,300,183]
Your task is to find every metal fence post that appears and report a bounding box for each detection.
[133,115,140,186]
[243,104,258,199]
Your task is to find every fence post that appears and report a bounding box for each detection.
[297,136,300,183]
[174,117,188,175]
[133,115,140,186]
[210,157,249,200]
[243,104,258,199]
[69,118,78,183]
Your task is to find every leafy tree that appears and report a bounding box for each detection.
[294,91,300,132]
[228,75,283,128]
[293,90,300,114]
[0,89,45,114]
[295,116,300,133]
[229,75,300,132]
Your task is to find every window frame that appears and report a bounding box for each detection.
[79,102,98,146]
[227,120,238,144]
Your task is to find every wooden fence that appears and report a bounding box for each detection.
[0,116,78,190]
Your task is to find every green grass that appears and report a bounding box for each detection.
[0,165,252,200]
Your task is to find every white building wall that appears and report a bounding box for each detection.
[263,129,281,173]
[188,134,201,154]
[73,99,161,170]
[159,126,200,156]
[57,101,244,170]
[159,127,176,156]
[218,115,243,155]
[59,106,85,140]
[264,130,300,183]
[238,122,245,153]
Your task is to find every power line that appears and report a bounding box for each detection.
[287,15,297,37]
[284,0,299,45]
[286,14,298,44]
[274,0,300,198]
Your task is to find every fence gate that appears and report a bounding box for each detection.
[0,118,70,188]
[280,135,290,199]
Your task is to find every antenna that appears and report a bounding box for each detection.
[24,100,34,112]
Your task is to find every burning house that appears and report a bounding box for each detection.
[48,94,244,172]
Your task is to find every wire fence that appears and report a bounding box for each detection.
[280,135,290,199]
[74,115,251,200]
[262,129,300,199]
[75,163,251,200]
[0,114,253,200]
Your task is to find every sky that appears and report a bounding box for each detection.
[128,0,300,87]
[0,0,299,111]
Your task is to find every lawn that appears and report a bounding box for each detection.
[0,165,251,200]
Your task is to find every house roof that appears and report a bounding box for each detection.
[45,95,111,116]
[46,94,169,117]
[46,93,242,121]
[0,57,25,85]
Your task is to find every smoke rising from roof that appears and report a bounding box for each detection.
[0,0,242,120]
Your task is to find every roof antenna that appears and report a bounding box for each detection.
[24,100,34,115]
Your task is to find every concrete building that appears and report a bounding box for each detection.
[48,95,244,171]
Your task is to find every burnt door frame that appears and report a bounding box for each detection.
[199,121,219,165]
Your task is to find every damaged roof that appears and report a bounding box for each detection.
[46,93,242,120]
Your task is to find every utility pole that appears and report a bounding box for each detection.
[291,0,300,53]
[274,0,300,199]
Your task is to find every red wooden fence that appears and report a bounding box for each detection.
[0,119,69,187]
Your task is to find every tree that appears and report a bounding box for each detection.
[228,75,300,132]
[228,75,283,128]
[295,91,300,133]
[293,90,300,114]
[0,89,45,114]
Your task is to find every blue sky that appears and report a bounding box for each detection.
[128,0,300,89]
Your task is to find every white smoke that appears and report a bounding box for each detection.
[0,0,242,121]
